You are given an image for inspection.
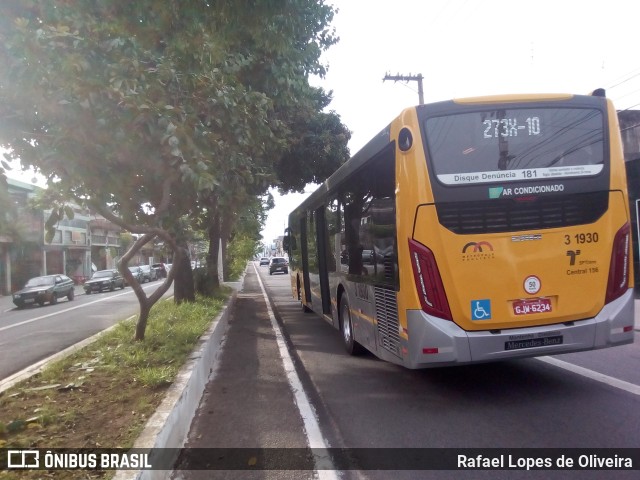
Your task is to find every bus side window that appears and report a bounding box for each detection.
[326,198,340,273]
[283,235,297,252]
[340,145,396,282]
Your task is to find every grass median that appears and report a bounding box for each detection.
[0,288,230,479]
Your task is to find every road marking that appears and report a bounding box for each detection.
[537,356,640,396]
[253,263,338,478]
[0,284,160,333]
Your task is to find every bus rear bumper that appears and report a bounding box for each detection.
[405,289,635,368]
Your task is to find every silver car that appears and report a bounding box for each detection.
[139,265,157,282]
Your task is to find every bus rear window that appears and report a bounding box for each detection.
[425,107,605,186]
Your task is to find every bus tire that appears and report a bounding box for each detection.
[339,296,365,356]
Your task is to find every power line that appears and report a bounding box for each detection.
[608,71,640,90]
[619,101,640,112]
[606,66,640,89]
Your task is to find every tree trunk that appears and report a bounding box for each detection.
[221,210,233,281]
[202,213,221,294]
[118,233,178,341]
[134,300,152,341]
[222,236,231,281]
[173,246,195,304]
[90,205,182,341]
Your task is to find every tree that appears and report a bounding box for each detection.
[0,1,266,338]
[189,4,350,288]
[0,0,347,338]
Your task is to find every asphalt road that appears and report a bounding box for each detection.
[176,264,640,480]
[0,279,173,381]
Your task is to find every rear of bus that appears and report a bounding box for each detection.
[399,92,634,368]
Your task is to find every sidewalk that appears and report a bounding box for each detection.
[171,265,314,479]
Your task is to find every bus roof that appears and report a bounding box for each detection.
[453,93,574,105]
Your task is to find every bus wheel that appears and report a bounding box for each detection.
[340,296,365,355]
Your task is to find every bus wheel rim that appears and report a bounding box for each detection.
[342,306,351,343]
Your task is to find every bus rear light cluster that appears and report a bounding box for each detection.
[408,239,452,321]
[605,222,631,304]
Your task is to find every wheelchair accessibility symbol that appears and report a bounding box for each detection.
[471,299,492,320]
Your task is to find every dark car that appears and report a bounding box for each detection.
[83,269,125,294]
[259,257,270,266]
[269,257,289,275]
[139,265,157,282]
[13,274,75,308]
[126,266,144,285]
[152,263,167,278]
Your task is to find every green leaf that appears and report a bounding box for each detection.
[45,229,55,244]
[64,205,74,220]
[45,210,59,230]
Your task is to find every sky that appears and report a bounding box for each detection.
[259,0,640,245]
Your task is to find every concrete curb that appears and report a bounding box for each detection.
[113,275,245,480]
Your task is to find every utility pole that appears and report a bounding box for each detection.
[383,72,424,105]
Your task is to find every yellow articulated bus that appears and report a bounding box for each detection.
[283,90,635,368]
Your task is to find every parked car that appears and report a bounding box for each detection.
[139,265,157,282]
[126,266,144,284]
[269,257,289,275]
[151,263,167,278]
[12,274,75,308]
[83,269,125,294]
[259,257,270,266]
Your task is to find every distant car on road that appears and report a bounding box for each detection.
[269,257,289,275]
[84,269,125,294]
[259,257,270,266]
[12,274,75,308]
[139,265,157,282]
[126,266,144,285]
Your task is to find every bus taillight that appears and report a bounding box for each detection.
[605,222,631,304]
[408,239,452,320]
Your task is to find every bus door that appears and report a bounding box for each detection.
[315,206,332,315]
[299,215,312,306]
